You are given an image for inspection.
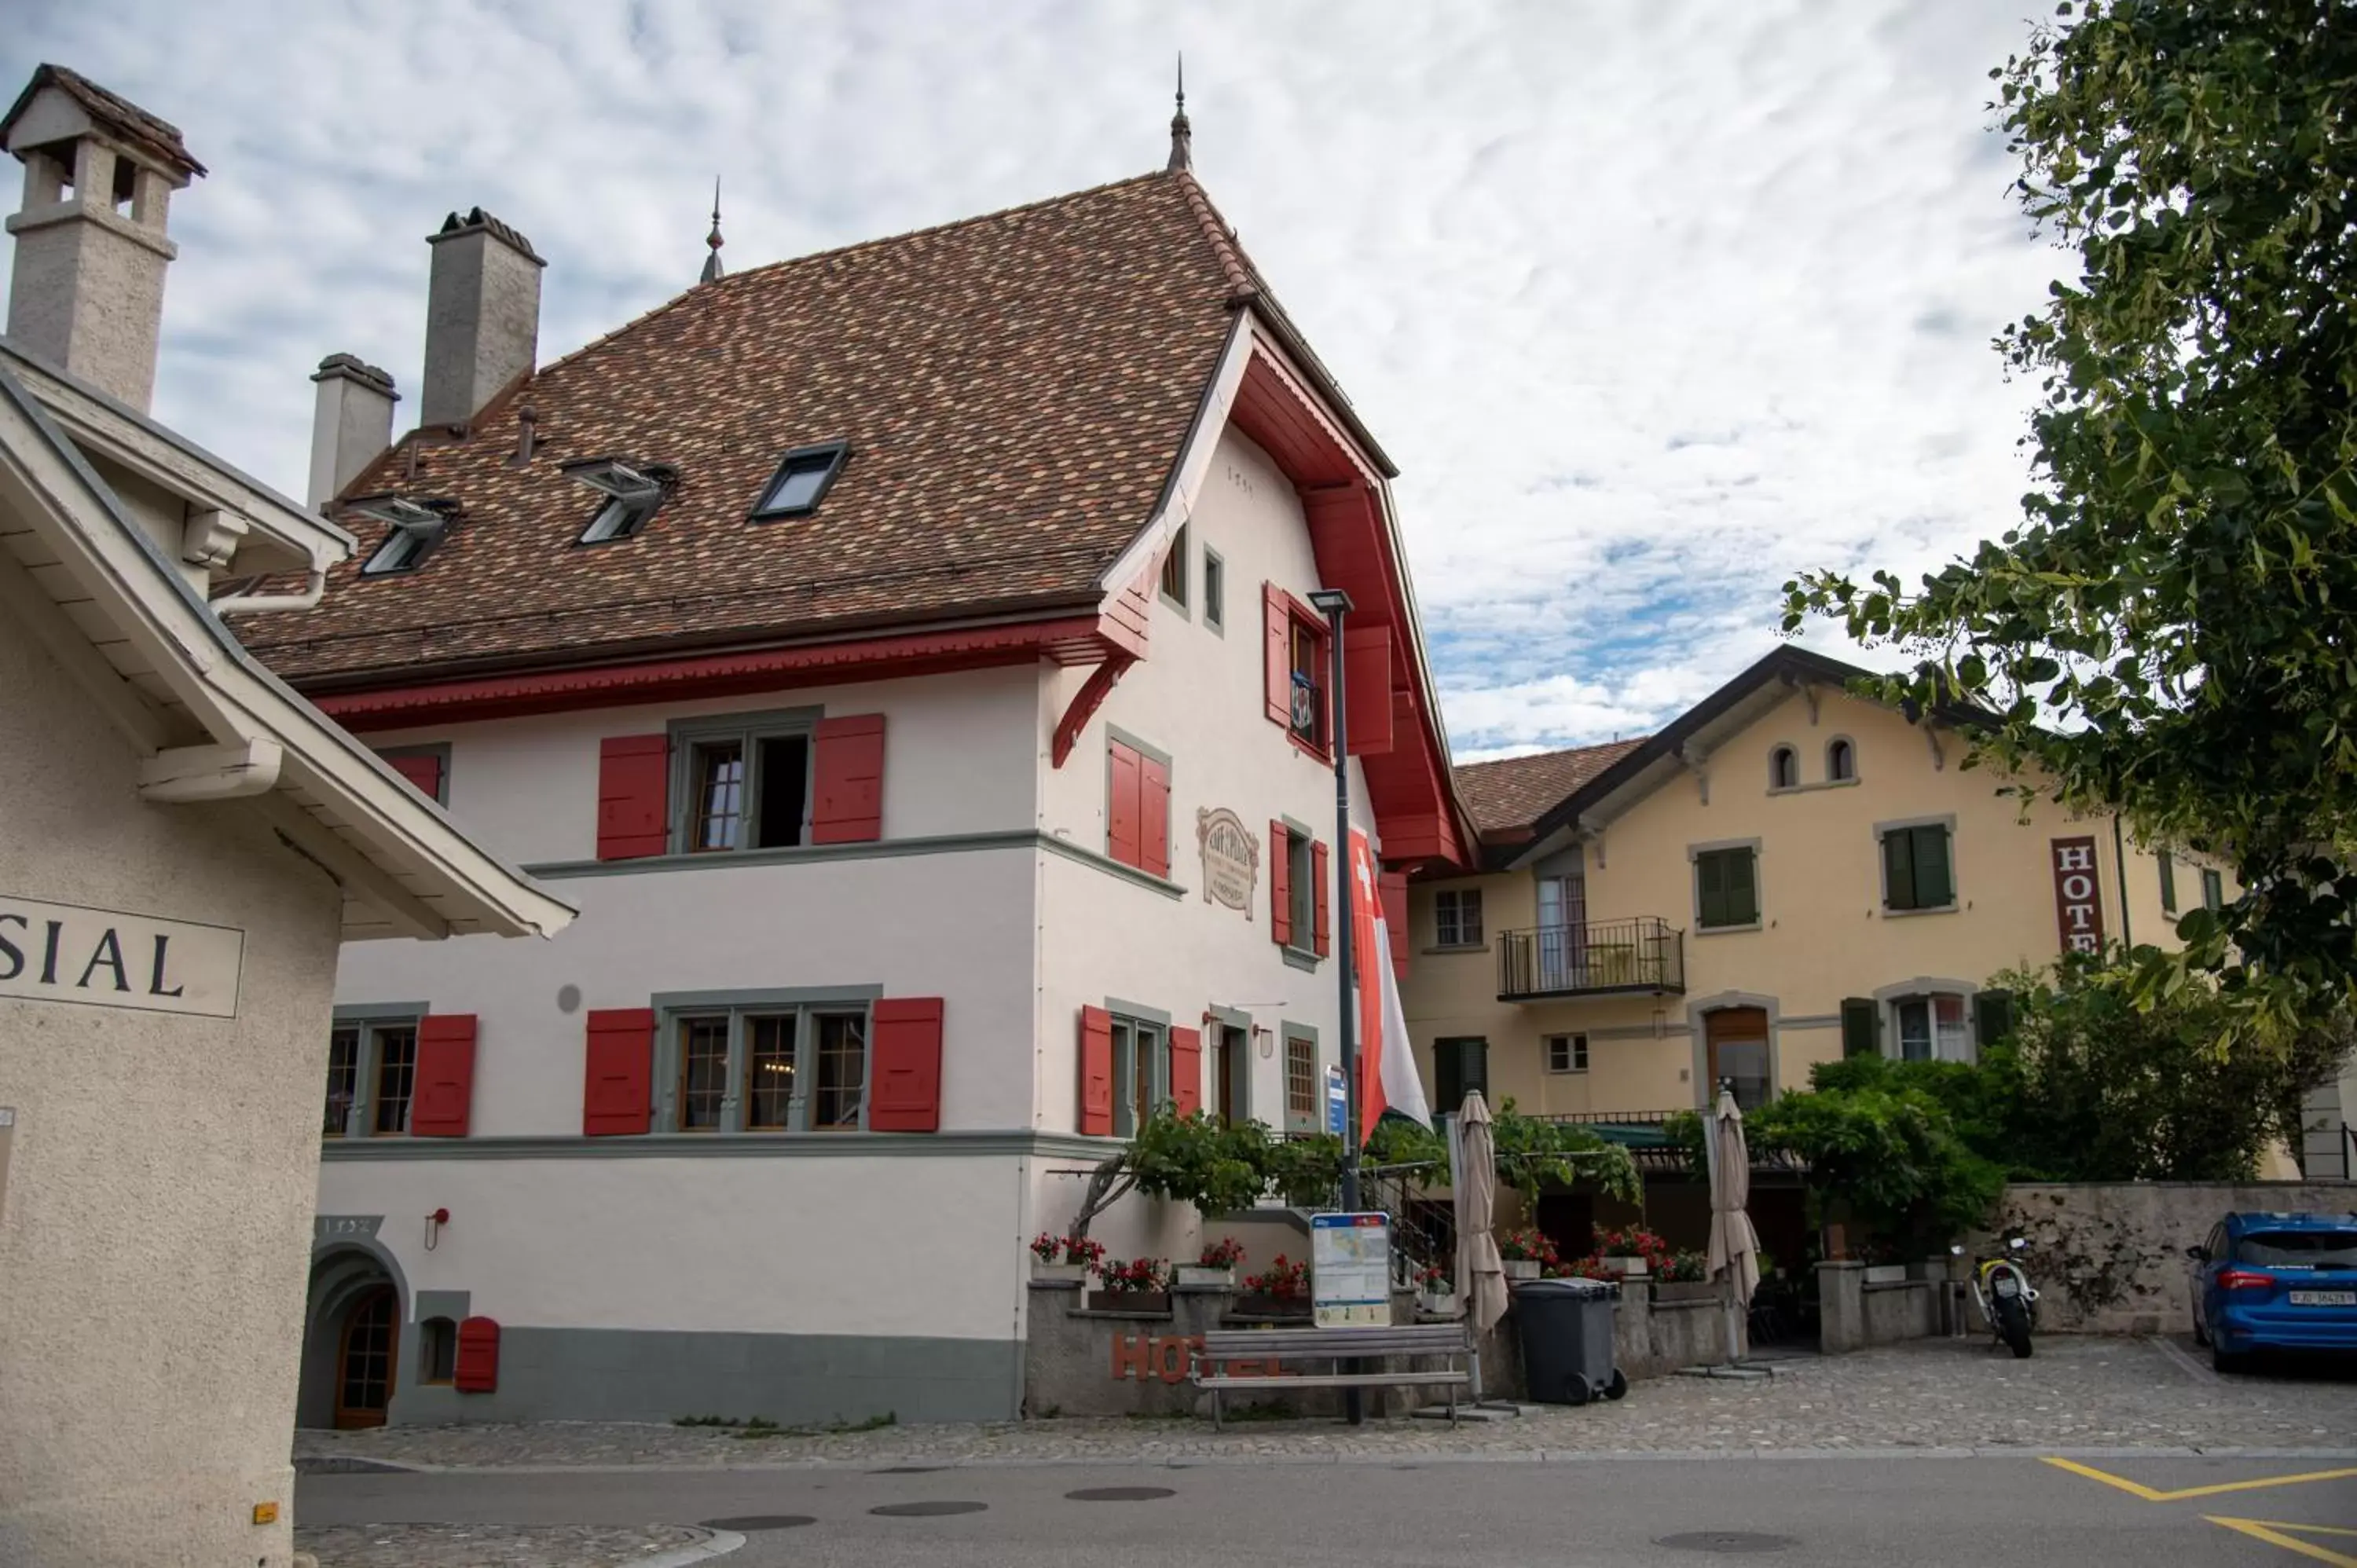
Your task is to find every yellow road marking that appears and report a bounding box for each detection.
[2041,1456,2357,1503]
[2204,1517,2357,1566]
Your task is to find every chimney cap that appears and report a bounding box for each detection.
[311,353,398,395]
[428,206,545,266]
[2,64,205,179]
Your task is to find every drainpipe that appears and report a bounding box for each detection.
[2111,814,2132,949]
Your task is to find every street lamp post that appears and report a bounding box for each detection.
[1307,587,1362,1427]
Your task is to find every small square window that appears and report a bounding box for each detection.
[578,492,662,544]
[1285,1032,1317,1124]
[751,442,849,519]
[1545,1033,1588,1074]
[1695,846,1759,929]
[2201,867,2225,911]
[1203,548,1225,630]
[359,524,441,577]
[1882,823,1955,911]
[1435,888,1484,947]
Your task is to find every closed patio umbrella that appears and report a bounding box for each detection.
[1454,1090,1508,1339]
[1706,1086,1761,1365]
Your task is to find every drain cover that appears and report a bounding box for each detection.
[871,1500,988,1517]
[702,1515,816,1532]
[1066,1486,1176,1501]
[1656,1533,1796,1555]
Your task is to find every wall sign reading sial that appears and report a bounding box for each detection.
[0,894,244,1018]
[1196,808,1260,917]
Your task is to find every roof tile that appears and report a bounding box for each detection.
[1453,739,1648,836]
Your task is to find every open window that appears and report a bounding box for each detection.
[672,713,815,853]
[750,441,849,520]
[563,456,673,544]
[1263,584,1332,755]
[346,495,453,577]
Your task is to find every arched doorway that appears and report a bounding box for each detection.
[335,1285,399,1428]
[297,1246,405,1429]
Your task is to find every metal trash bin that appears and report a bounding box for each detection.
[1512,1277,1629,1406]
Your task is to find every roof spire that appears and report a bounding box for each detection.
[701,176,724,284]
[1167,54,1193,173]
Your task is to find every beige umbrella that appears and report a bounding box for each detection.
[1454,1090,1508,1337]
[1706,1086,1762,1363]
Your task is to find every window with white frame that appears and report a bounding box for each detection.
[1545,1032,1589,1073]
[1284,1028,1318,1130]
[1890,993,1970,1063]
[655,998,872,1134]
[1434,888,1484,947]
[323,1016,422,1138]
[1113,1012,1168,1138]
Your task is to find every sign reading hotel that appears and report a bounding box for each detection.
[2049,837,2105,956]
[0,894,244,1018]
[1196,808,1259,917]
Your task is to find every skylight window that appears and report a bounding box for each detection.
[578,493,661,544]
[750,441,849,521]
[344,495,453,578]
[560,456,673,547]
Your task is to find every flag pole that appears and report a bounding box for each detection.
[1309,587,1358,1424]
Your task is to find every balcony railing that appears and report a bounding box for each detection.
[1497,917,1685,1001]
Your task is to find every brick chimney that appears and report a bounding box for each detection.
[420,207,543,430]
[2,64,205,411]
[306,354,398,507]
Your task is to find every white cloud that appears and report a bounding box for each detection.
[0,0,2062,757]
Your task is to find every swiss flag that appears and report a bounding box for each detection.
[1349,827,1430,1142]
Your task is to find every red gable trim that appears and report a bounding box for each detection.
[1228,332,1470,869]
[313,616,1118,733]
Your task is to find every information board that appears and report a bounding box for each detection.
[1310,1211,1391,1328]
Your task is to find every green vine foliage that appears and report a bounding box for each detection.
[1126,1112,1274,1216]
[1782,0,2357,1028]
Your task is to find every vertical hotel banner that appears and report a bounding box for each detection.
[2051,836,2105,955]
[1347,828,1430,1142]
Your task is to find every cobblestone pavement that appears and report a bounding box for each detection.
[291,1339,2356,1473]
[294,1522,708,1568]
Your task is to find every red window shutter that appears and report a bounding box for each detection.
[1263,582,1291,725]
[1343,625,1395,756]
[1269,821,1292,947]
[1168,1026,1202,1117]
[453,1316,500,1393]
[384,750,445,803]
[1380,871,1410,977]
[869,998,944,1132]
[596,735,669,861]
[411,1013,478,1138]
[1078,1005,1115,1136]
[1312,840,1332,958]
[811,714,886,844]
[582,1008,654,1135]
[1140,755,1171,878]
[1106,741,1142,869]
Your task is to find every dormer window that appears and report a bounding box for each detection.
[562,456,674,546]
[750,441,849,521]
[345,495,453,578]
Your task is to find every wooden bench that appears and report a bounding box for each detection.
[1192,1324,1474,1429]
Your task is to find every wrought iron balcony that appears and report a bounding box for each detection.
[1497,917,1685,1001]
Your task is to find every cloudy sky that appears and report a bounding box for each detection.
[2,1,2064,761]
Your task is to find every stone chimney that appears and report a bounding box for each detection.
[2,64,205,411]
[420,207,543,430]
[306,354,398,507]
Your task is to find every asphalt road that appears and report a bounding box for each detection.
[298,1451,2357,1567]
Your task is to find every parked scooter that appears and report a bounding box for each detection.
[1951,1236,2038,1358]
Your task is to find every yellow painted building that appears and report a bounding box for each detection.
[1405,648,2227,1119]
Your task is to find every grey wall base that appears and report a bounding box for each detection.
[1816,1262,1943,1353]
[372,1327,1019,1427]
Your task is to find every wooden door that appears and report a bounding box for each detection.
[334,1285,399,1429]
[1704,1006,1772,1110]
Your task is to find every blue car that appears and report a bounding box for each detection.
[2188,1211,2357,1372]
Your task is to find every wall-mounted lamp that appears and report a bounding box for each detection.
[424,1207,451,1250]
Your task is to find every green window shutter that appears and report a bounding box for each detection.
[1915,826,1953,908]
[2157,851,2177,914]
[1695,852,1724,928]
[1435,1041,1464,1114]
[1882,829,1914,910]
[1973,989,2014,1050]
[1840,998,1879,1058]
[1464,1039,1489,1099]
[1730,848,1758,925]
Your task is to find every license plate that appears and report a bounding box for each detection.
[2289,1290,2355,1306]
[1993,1277,2018,1296]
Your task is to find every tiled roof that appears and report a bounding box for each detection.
[2,64,206,178]
[1453,739,1648,835]
[245,170,1255,684]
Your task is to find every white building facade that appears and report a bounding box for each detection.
[251,159,1470,1427]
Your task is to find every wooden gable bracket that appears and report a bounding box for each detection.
[1050,654,1138,769]
[1578,812,1609,869]
[1679,742,1711,806]
[1784,673,1820,726]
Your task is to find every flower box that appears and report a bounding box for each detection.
[1651,1280,1717,1303]
[1229,1293,1313,1321]
[1864,1265,1909,1285]
[1031,1261,1087,1284]
[1417,1289,1460,1317]
[1086,1291,1172,1314]
[1502,1259,1544,1281]
[1175,1264,1237,1290]
[1603,1255,1650,1279]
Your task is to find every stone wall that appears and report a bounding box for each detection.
[1976,1181,2357,1335]
[1816,1262,1945,1353]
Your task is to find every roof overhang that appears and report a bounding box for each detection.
[0,363,574,942]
